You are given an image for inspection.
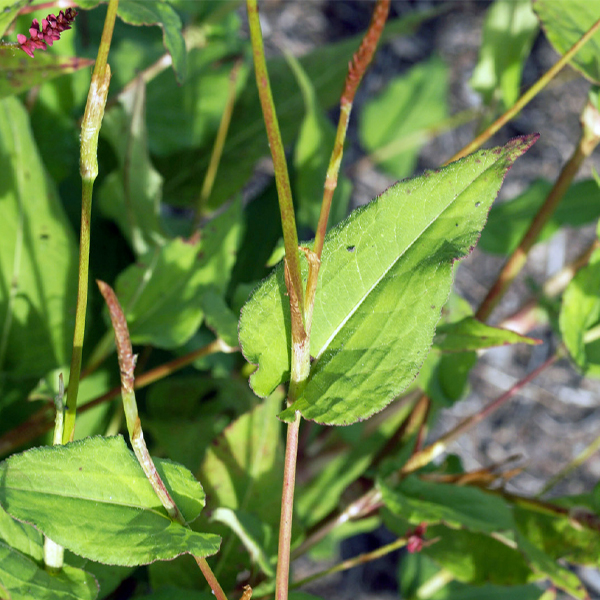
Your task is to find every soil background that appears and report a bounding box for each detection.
[244,1,600,598]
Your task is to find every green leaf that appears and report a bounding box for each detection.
[198,393,284,532]
[240,135,537,425]
[0,542,98,600]
[417,349,477,407]
[145,376,255,472]
[99,79,164,255]
[434,317,540,352]
[289,51,352,230]
[516,533,589,600]
[535,0,600,84]
[297,403,413,528]
[199,288,239,348]
[114,198,242,348]
[0,0,26,37]
[0,436,220,566]
[0,504,43,562]
[0,49,95,99]
[139,587,212,600]
[0,97,78,379]
[559,247,600,376]
[359,56,448,180]
[77,0,187,82]
[479,179,600,255]
[160,9,446,209]
[470,0,539,109]
[379,477,515,534]
[421,526,535,586]
[211,507,274,577]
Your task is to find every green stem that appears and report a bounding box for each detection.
[194,59,243,226]
[446,15,600,164]
[63,0,118,444]
[246,0,303,314]
[475,98,600,322]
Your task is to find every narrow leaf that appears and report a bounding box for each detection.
[434,317,540,352]
[379,477,515,534]
[0,436,220,566]
[240,135,537,425]
[0,50,94,99]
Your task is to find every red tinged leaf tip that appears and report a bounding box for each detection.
[18,8,77,58]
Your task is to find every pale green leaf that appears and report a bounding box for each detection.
[114,198,242,348]
[359,56,448,179]
[559,248,600,377]
[240,136,537,425]
[0,436,220,566]
[211,507,274,577]
[470,0,539,108]
[0,542,97,600]
[0,0,26,37]
[0,97,78,379]
[535,0,600,83]
[434,317,540,352]
[0,505,43,562]
[99,79,164,255]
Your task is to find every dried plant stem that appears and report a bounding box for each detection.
[446,15,600,164]
[97,280,228,600]
[63,0,118,443]
[476,99,600,322]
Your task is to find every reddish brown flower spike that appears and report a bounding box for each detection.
[18,8,77,58]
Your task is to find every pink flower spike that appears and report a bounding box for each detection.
[17,7,77,58]
[16,33,27,44]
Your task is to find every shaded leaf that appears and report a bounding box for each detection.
[0,542,98,600]
[535,0,600,84]
[559,247,600,377]
[77,0,186,82]
[0,96,78,379]
[379,477,515,534]
[0,49,94,99]
[114,198,242,348]
[99,78,164,255]
[479,179,600,255]
[0,436,220,566]
[470,0,539,109]
[359,56,448,179]
[240,136,537,425]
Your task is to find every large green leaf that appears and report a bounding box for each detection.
[379,477,515,534]
[535,0,600,83]
[479,179,600,255]
[0,542,98,600]
[99,79,164,255]
[359,55,448,180]
[470,0,539,109]
[0,504,43,562]
[113,198,242,348]
[0,436,220,566]
[0,49,94,99]
[0,96,78,379]
[240,135,537,425]
[559,247,600,377]
[77,0,186,82]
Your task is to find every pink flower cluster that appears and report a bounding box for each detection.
[17,8,78,58]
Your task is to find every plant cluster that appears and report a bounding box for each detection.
[1,1,600,600]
